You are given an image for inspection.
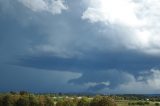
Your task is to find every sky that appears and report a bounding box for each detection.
[0,0,160,94]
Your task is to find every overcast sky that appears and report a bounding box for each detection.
[1,0,160,94]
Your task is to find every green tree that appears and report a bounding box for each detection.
[56,98,76,106]
[2,95,15,106]
[16,96,30,106]
[56,100,63,106]
[29,95,39,106]
[99,97,117,106]
[90,96,117,106]
[44,96,54,106]
[155,103,160,106]
[19,91,28,95]
[77,97,90,106]
[0,96,3,106]
[90,96,103,106]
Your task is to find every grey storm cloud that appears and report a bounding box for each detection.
[87,84,107,92]
[15,50,160,73]
[1,0,160,93]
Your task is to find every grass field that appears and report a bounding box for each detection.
[116,100,160,106]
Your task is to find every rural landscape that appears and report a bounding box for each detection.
[0,91,160,106]
[1,0,160,106]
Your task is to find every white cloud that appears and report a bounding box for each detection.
[146,69,160,89]
[82,0,160,55]
[95,69,160,94]
[117,69,160,93]
[82,0,141,26]
[84,81,110,88]
[18,0,68,14]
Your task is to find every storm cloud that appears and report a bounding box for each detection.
[0,0,160,93]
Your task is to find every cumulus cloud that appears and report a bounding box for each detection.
[100,69,160,94]
[69,68,160,93]
[18,0,68,14]
[82,0,160,55]
[118,69,160,94]
[69,70,135,91]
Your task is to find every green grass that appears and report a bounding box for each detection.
[116,100,160,106]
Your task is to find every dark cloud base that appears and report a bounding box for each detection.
[1,0,160,93]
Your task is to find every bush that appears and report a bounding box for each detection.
[144,101,150,105]
[155,103,160,106]
[0,96,2,106]
[2,95,16,106]
[77,97,90,106]
[19,91,28,95]
[16,96,30,106]
[56,98,76,106]
[44,96,54,106]
[90,96,117,106]
[90,96,103,106]
[136,101,145,105]
[29,95,39,106]
[56,100,63,106]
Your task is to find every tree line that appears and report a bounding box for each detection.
[0,91,117,106]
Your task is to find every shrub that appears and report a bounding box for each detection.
[44,96,54,106]
[2,95,16,106]
[155,103,160,106]
[90,96,117,106]
[16,96,30,106]
[56,98,76,106]
[77,97,90,106]
[29,95,39,106]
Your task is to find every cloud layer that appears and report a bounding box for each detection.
[18,0,68,14]
[82,0,160,55]
[0,0,160,93]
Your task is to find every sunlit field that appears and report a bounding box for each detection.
[116,100,160,106]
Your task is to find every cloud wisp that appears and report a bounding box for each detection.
[18,0,68,15]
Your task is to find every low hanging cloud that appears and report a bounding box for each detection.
[82,0,160,55]
[70,69,160,93]
[18,0,68,14]
[69,70,135,90]
[116,69,160,94]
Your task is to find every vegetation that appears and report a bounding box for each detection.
[0,91,160,106]
[90,96,117,106]
[0,91,118,106]
[0,92,55,106]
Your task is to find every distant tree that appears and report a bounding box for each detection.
[39,96,46,106]
[90,96,103,106]
[44,96,54,106]
[77,97,90,106]
[99,97,117,106]
[137,101,145,105]
[29,95,39,106]
[90,96,117,106]
[144,101,150,105]
[58,92,63,96]
[19,91,28,95]
[10,91,17,95]
[0,96,2,106]
[56,100,63,106]
[155,103,160,106]
[56,98,76,106]
[2,95,15,106]
[16,96,30,106]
